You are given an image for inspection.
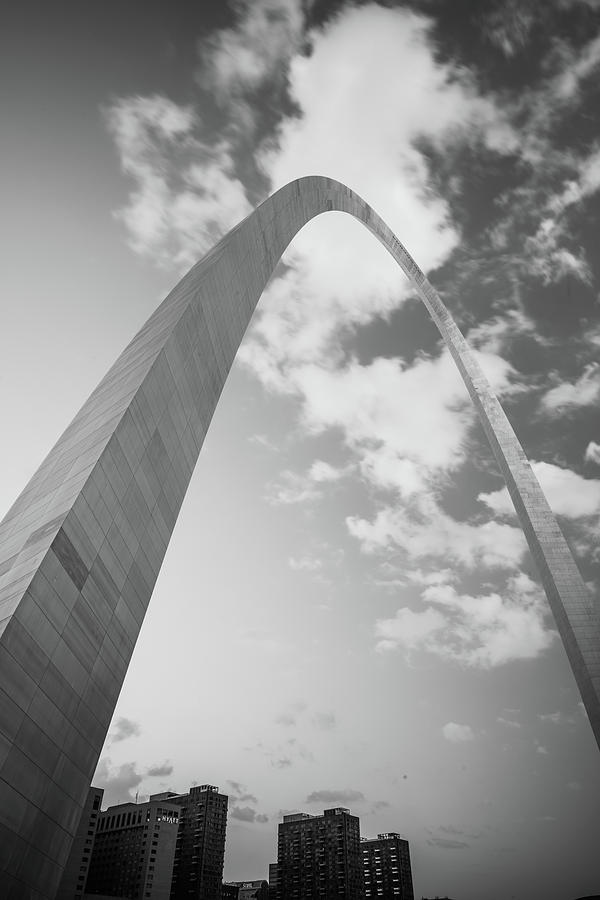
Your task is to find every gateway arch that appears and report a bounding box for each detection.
[0,176,598,897]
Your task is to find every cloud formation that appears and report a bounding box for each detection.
[376,573,555,667]
[105,95,251,269]
[230,806,269,823]
[585,441,600,465]
[497,715,521,729]
[305,788,365,804]
[227,780,269,823]
[275,702,307,727]
[197,0,305,134]
[109,717,141,744]
[95,758,144,807]
[350,492,526,570]
[227,780,259,804]
[479,460,600,519]
[242,4,517,391]
[442,722,475,743]
[427,836,469,850]
[541,363,600,411]
[312,711,336,731]
[147,761,174,777]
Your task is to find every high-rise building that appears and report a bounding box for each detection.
[168,784,228,899]
[268,863,278,900]
[222,880,269,900]
[361,833,414,900]
[84,795,181,899]
[55,785,104,900]
[275,808,364,899]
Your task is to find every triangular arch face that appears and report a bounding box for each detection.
[0,176,597,896]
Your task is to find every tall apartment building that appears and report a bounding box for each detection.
[361,833,414,900]
[268,863,278,900]
[55,785,104,900]
[275,808,364,899]
[167,784,228,899]
[84,795,181,899]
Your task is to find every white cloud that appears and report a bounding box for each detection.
[279,349,513,496]
[105,95,251,269]
[374,572,555,668]
[242,4,517,393]
[293,353,472,471]
[288,555,322,572]
[497,716,521,728]
[546,146,600,214]
[525,144,600,283]
[406,568,457,587]
[515,142,600,282]
[442,722,475,743]
[539,711,568,726]
[248,433,279,452]
[479,460,600,519]
[487,73,600,283]
[554,33,600,100]
[267,460,348,505]
[375,606,447,654]
[197,0,305,131]
[267,469,323,505]
[359,450,425,498]
[349,492,526,571]
[541,362,600,410]
[523,222,590,284]
[308,460,349,483]
[481,1,535,57]
[467,308,546,356]
[424,575,554,667]
[248,332,517,571]
[585,441,600,465]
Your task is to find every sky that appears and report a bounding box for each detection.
[1,0,600,897]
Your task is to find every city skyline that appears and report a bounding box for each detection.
[67,788,414,899]
[2,1,600,898]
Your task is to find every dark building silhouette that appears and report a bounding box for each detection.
[85,796,180,899]
[222,881,269,900]
[361,833,414,900]
[167,784,228,899]
[268,864,278,900]
[55,785,104,900]
[222,886,239,900]
[275,808,363,899]
[221,882,239,900]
